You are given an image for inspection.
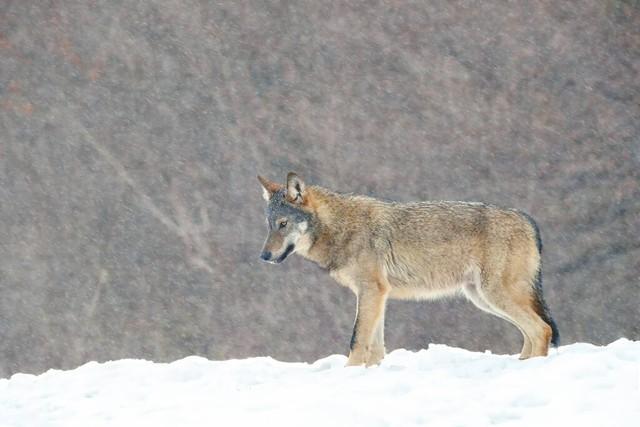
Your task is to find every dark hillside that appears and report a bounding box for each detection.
[1,0,638,376]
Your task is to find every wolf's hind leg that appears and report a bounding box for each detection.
[480,280,552,359]
[463,284,532,358]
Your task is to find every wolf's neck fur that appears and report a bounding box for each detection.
[298,186,380,271]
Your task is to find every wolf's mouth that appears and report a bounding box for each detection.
[273,244,295,264]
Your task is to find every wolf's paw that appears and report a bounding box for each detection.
[366,346,386,367]
[345,348,367,367]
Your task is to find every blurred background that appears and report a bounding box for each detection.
[1,0,638,377]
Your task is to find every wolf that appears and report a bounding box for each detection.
[258,172,559,366]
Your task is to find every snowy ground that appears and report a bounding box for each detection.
[1,340,638,427]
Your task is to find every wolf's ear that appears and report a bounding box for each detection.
[258,175,282,201]
[286,172,306,204]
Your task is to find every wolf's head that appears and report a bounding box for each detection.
[257,172,314,264]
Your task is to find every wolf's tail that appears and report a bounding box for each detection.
[519,210,560,347]
[533,268,560,347]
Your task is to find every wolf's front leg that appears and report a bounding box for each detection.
[347,285,388,367]
[368,309,386,366]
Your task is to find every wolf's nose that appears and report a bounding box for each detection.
[260,251,272,261]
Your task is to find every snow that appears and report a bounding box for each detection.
[1,340,638,427]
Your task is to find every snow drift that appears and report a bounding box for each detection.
[1,340,638,427]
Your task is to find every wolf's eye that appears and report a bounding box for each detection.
[278,220,288,229]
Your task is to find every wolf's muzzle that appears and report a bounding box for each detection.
[274,244,295,263]
[260,244,295,264]
[260,251,272,262]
